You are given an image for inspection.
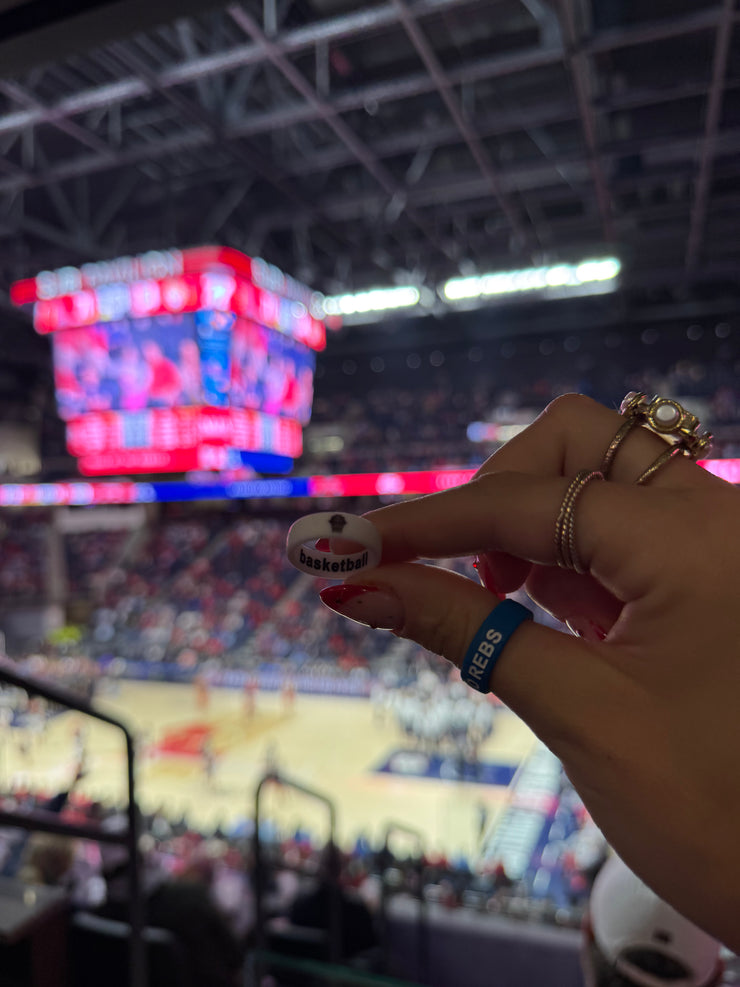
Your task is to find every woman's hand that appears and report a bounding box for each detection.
[320,393,740,948]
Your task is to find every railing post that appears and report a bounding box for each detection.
[380,822,427,982]
[0,661,146,987]
[253,771,341,969]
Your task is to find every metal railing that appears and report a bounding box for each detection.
[253,771,341,974]
[378,823,428,983]
[0,659,145,987]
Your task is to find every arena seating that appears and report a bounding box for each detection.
[69,912,193,987]
[0,512,48,600]
[64,529,132,600]
[59,512,410,683]
[80,515,299,664]
[308,343,740,472]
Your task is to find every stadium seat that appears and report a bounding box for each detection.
[266,918,331,959]
[69,911,194,987]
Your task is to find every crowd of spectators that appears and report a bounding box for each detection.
[245,568,399,677]
[0,520,555,699]
[0,761,602,981]
[64,529,131,600]
[69,530,517,703]
[306,333,740,473]
[0,653,100,730]
[0,781,248,985]
[83,515,299,665]
[57,511,414,683]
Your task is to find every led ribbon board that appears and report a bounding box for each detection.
[0,461,721,507]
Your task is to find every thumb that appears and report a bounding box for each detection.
[320,562,624,753]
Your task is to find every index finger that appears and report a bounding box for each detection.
[364,470,667,598]
[474,393,717,489]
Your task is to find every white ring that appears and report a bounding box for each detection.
[286,512,382,577]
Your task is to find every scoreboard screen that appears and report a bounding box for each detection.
[51,312,315,424]
[11,247,327,476]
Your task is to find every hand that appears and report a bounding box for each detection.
[320,394,740,948]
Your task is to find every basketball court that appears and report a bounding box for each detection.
[1,681,538,862]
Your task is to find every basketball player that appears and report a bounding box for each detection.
[194,671,209,711]
[280,675,296,713]
[201,736,216,788]
[243,673,258,718]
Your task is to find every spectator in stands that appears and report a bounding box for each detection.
[4,764,95,899]
[288,842,378,960]
[318,393,740,950]
[582,853,724,987]
[98,827,244,987]
[17,831,105,908]
[19,834,74,888]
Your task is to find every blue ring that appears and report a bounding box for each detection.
[460,599,533,693]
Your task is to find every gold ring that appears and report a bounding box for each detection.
[555,470,605,574]
[619,391,713,458]
[600,391,713,484]
[635,445,683,485]
[599,417,640,478]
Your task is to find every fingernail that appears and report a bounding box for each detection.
[319,584,404,630]
[474,555,505,600]
[566,618,607,642]
[315,538,331,551]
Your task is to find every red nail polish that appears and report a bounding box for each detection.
[315,538,331,551]
[566,618,607,642]
[319,584,404,630]
[591,622,607,641]
[474,555,505,600]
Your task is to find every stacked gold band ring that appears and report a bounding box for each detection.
[555,469,605,573]
[599,417,640,478]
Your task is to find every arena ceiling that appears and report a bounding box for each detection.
[0,0,738,372]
